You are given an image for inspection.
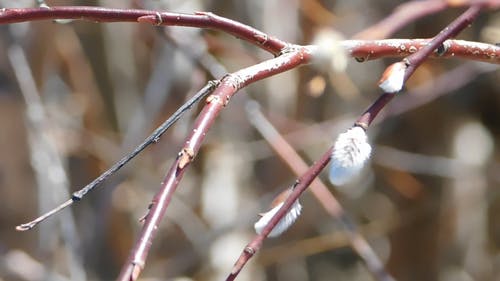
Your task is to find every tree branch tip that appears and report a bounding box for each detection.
[15,223,34,231]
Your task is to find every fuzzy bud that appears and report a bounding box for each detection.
[311,29,348,73]
[329,126,372,185]
[254,189,302,237]
[378,61,407,93]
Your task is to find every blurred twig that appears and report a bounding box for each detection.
[7,38,86,280]
[353,0,500,40]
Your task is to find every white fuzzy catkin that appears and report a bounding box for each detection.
[329,126,372,185]
[311,29,347,73]
[378,61,407,93]
[254,199,302,237]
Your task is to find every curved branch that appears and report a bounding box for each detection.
[0,6,288,55]
[116,47,312,281]
[0,7,498,63]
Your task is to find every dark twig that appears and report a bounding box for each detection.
[227,5,486,281]
[245,101,395,281]
[16,81,219,231]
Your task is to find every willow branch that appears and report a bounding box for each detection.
[353,0,448,39]
[0,6,287,56]
[341,39,499,64]
[227,5,486,281]
[245,101,395,281]
[352,0,499,40]
[116,48,312,281]
[402,5,485,82]
[356,5,485,128]
[226,147,333,281]
[0,7,498,63]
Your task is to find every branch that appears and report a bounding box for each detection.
[16,80,219,231]
[116,48,311,281]
[226,5,485,281]
[402,5,484,82]
[8,3,496,280]
[0,7,498,63]
[341,39,500,64]
[0,6,287,56]
[358,5,485,127]
[226,147,333,281]
[245,101,395,281]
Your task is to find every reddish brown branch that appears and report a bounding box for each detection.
[227,146,333,281]
[0,6,287,55]
[227,5,487,281]
[0,7,498,63]
[246,102,395,281]
[6,3,496,281]
[355,93,395,129]
[403,5,484,82]
[343,39,500,64]
[116,48,312,281]
[357,5,486,126]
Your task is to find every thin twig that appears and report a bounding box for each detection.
[16,80,219,231]
[226,5,486,281]
[245,101,395,281]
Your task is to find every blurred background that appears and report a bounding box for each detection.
[0,0,499,280]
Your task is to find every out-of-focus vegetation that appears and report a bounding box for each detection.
[0,1,499,281]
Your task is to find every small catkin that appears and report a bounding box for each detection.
[254,198,302,237]
[378,61,407,93]
[329,126,372,185]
